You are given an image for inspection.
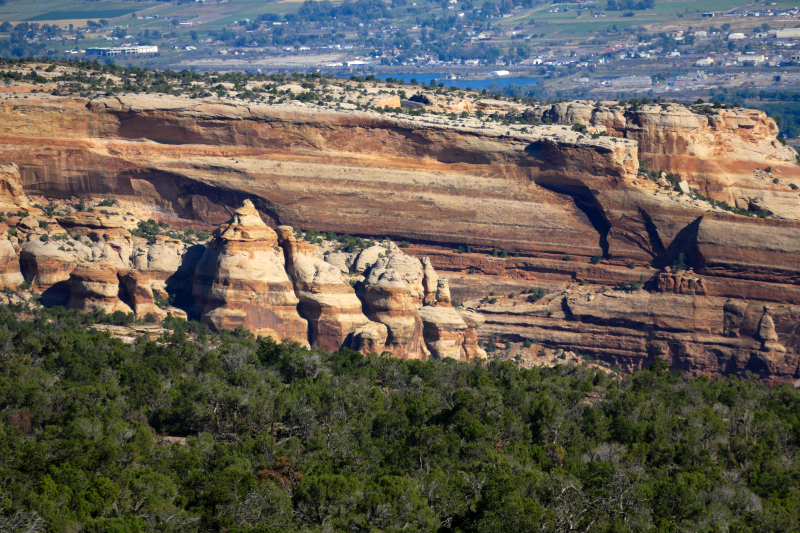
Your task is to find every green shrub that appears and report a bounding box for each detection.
[526,288,546,303]
[673,252,687,272]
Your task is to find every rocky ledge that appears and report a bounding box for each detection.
[0,93,797,381]
[0,163,485,360]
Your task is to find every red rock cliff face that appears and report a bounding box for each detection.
[529,101,800,219]
[0,95,639,260]
[0,95,798,381]
[3,95,797,274]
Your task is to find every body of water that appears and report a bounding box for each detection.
[375,73,538,90]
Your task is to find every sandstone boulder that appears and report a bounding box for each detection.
[758,306,786,353]
[421,257,438,304]
[323,251,354,274]
[58,208,139,231]
[417,304,468,360]
[417,278,486,361]
[458,308,488,361]
[0,238,23,288]
[0,163,30,211]
[67,267,132,315]
[120,270,167,321]
[352,322,389,354]
[353,242,400,274]
[20,229,134,302]
[132,236,204,312]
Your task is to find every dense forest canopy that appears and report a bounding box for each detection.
[0,306,799,532]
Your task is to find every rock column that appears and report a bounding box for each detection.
[192,200,308,345]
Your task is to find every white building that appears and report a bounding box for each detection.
[737,54,766,64]
[695,57,714,66]
[775,28,800,38]
[488,70,510,77]
[86,45,158,56]
[728,33,746,40]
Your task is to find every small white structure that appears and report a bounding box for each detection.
[86,45,158,56]
[488,70,510,77]
[737,54,766,64]
[728,33,746,40]
[775,28,800,38]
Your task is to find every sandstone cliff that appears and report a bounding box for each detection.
[0,90,797,380]
[472,284,799,383]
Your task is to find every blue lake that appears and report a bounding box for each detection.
[375,73,538,90]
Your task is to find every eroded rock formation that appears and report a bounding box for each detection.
[192,200,309,344]
[0,90,796,381]
[0,163,30,211]
[358,254,428,359]
[656,269,708,295]
[0,239,23,288]
[277,225,386,353]
[68,267,132,315]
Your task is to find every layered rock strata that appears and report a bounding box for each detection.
[0,91,797,380]
[358,254,428,359]
[4,95,797,283]
[192,201,308,344]
[277,225,387,353]
[473,285,800,383]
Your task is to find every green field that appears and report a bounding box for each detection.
[25,8,139,22]
[514,0,754,37]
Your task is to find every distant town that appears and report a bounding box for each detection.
[7,0,800,138]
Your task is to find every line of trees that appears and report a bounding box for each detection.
[605,0,655,10]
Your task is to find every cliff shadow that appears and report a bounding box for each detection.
[165,244,206,317]
[39,280,71,308]
[652,216,703,271]
[532,178,611,258]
